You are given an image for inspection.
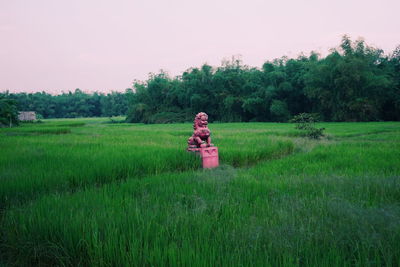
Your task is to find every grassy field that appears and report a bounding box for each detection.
[0,118,399,266]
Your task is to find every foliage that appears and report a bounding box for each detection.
[291,113,325,139]
[126,36,400,123]
[0,94,19,127]
[2,36,400,123]
[0,89,132,119]
[270,99,290,122]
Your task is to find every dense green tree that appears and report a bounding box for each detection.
[2,89,128,119]
[270,99,290,122]
[0,93,19,127]
[304,36,394,121]
[384,45,400,120]
[126,37,399,123]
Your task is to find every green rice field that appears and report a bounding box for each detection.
[1,118,399,266]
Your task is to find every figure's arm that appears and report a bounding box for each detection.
[207,136,211,146]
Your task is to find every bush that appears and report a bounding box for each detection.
[291,113,325,139]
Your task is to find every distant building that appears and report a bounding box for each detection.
[18,111,37,121]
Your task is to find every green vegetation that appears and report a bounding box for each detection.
[1,119,399,266]
[0,119,293,207]
[291,113,325,139]
[0,96,18,127]
[2,36,400,123]
[0,89,132,119]
[127,36,400,123]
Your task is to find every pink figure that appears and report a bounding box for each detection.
[187,112,213,149]
[187,112,219,168]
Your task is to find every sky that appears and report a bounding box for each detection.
[1,0,399,94]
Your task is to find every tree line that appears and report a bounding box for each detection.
[1,36,399,126]
[0,89,132,122]
[128,36,400,123]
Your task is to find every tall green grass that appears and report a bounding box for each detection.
[0,120,293,207]
[1,119,399,266]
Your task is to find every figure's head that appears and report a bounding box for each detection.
[195,112,208,127]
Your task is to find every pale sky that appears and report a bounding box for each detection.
[1,0,399,94]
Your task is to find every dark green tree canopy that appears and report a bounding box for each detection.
[0,93,19,127]
[126,36,399,123]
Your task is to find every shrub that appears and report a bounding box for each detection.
[291,113,325,139]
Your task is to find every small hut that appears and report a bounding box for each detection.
[18,111,37,121]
